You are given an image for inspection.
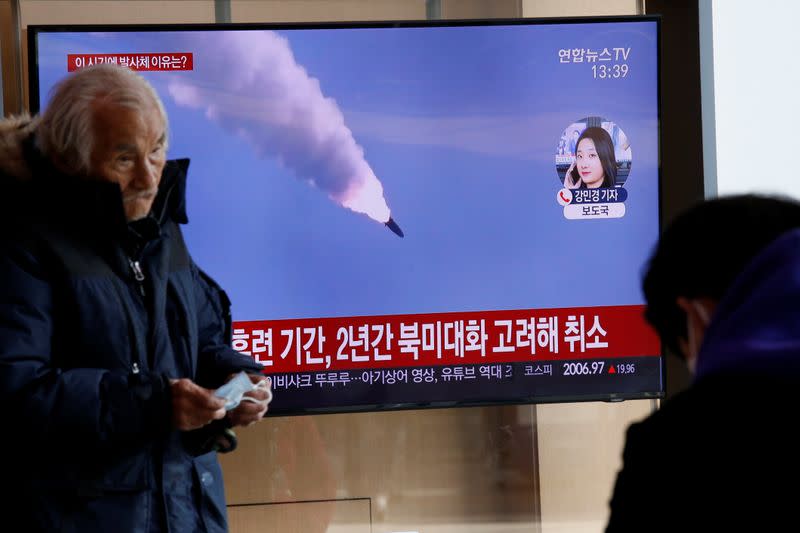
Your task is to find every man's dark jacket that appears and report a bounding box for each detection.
[605,228,800,532]
[0,116,262,532]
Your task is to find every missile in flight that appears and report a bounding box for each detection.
[385,217,405,238]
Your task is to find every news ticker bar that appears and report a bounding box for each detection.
[234,304,660,373]
[264,357,663,414]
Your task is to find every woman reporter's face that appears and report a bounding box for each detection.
[576,138,605,188]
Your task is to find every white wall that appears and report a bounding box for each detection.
[701,0,800,197]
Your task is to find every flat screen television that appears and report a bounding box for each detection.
[28,16,663,415]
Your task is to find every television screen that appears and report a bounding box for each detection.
[28,17,663,415]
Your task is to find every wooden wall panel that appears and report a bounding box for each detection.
[228,499,370,533]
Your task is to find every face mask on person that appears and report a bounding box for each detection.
[676,297,716,374]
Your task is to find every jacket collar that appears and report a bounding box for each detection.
[17,133,190,237]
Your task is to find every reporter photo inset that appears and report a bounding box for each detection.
[555,116,632,189]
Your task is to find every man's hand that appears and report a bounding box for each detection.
[227,374,272,428]
[170,378,226,431]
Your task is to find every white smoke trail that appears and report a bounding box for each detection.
[166,31,391,223]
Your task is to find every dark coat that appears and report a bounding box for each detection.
[0,116,262,532]
[606,229,800,532]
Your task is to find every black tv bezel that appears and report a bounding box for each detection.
[27,15,664,416]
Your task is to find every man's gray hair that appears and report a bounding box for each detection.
[37,63,169,176]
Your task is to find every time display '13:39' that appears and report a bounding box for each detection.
[592,64,629,79]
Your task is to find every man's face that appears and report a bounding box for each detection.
[89,100,167,221]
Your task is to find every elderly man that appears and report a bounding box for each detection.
[605,195,800,532]
[0,64,270,532]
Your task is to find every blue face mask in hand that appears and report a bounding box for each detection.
[214,371,272,411]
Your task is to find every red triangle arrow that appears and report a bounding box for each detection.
[608,365,616,374]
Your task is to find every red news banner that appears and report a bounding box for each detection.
[67,53,193,72]
[232,305,660,373]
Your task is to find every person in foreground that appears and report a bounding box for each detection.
[605,195,800,532]
[0,64,271,532]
